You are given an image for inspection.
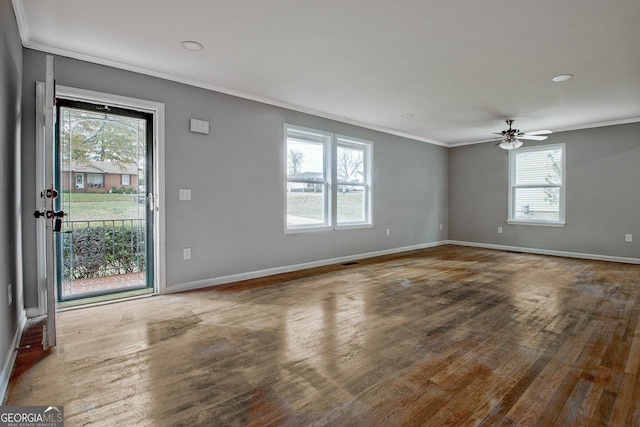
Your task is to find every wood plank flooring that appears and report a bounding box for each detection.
[5,245,640,426]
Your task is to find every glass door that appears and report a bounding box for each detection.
[55,99,154,302]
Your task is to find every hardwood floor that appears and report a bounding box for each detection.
[5,245,640,426]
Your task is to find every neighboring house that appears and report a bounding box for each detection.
[288,171,365,193]
[61,160,138,193]
[287,171,324,192]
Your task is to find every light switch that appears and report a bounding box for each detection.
[190,118,210,134]
[179,189,191,200]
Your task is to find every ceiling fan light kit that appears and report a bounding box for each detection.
[499,138,523,150]
[494,119,551,150]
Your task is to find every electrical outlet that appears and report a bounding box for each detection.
[8,284,12,306]
[498,227,503,234]
[179,189,191,201]
[183,248,192,260]
[625,234,633,242]
[439,224,443,230]
[386,228,390,236]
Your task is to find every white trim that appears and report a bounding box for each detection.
[168,241,449,293]
[56,293,154,312]
[506,220,566,227]
[448,240,640,265]
[163,239,640,293]
[284,125,374,233]
[10,0,29,44]
[16,43,444,147]
[449,117,640,147]
[32,83,47,317]
[11,2,640,149]
[335,223,375,231]
[1,309,26,404]
[35,84,167,298]
[508,143,566,224]
[284,124,333,232]
[552,117,640,133]
[336,134,373,227]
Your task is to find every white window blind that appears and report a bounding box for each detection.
[509,144,565,225]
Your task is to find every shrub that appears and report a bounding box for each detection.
[62,221,146,280]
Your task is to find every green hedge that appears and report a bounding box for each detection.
[62,224,146,279]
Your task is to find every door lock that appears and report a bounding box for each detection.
[33,210,66,220]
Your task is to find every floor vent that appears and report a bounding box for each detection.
[342,261,358,266]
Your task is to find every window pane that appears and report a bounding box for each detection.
[337,189,364,222]
[287,139,324,180]
[336,145,364,184]
[285,126,330,230]
[337,140,369,225]
[287,188,325,225]
[513,187,560,221]
[515,148,562,185]
[87,173,104,188]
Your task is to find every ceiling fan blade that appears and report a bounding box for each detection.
[461,137,503,144]
[523,129,552,136]
[519,135,548,141]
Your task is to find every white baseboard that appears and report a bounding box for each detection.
[448,240,640,265]
[1,308,27,404]
[168,239,638,294]
[26,306,45,318]
[168,240,449,293]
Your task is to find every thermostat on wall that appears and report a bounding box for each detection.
[190,118,210,134]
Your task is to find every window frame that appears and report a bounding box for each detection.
[335,135,373,229]
[285,125,333,233]
[507,143,566,227]
[86,172,104,188]
[121,174,131,186]
[284,124,373,233]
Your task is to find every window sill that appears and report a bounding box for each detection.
[285,222,373,234]
[506,220,566,227]
[284,225,333,234]
[336,223,373,231]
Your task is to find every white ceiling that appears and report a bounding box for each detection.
[13,0,640,146]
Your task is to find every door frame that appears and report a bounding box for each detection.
[31,84,166,316]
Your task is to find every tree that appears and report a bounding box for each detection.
[59,108,144,169]
[337,147,363,182]
[288,150,304,175]
[543,150,561,205]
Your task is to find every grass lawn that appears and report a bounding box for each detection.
[60,192,146,222]
[287,191,364,223]
[63,191,364,223]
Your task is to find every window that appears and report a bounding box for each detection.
[285,125,373,232]
[508,143,565,226]
[336,136,372,226]
[86,173,104,188]
[286,126,332,230]
[122,174,131,186]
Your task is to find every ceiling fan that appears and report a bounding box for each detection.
[494,119,552,150]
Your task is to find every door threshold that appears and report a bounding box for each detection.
[57,288,154,311]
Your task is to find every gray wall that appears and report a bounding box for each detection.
[449,123,640,259]
[1,0,24,397]
[21,50,448,307]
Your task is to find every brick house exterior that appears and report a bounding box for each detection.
[62,160,138,193]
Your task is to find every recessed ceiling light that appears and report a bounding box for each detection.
[181,40,204,51]
[552,74,573,82]
[401,113,414,118]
